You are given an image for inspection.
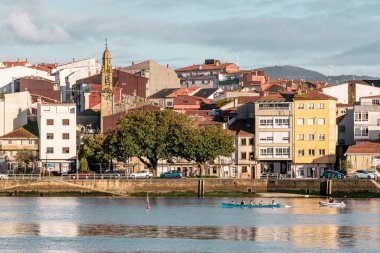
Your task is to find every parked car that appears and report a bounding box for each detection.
[335,170,348,176]
[129,170,153,179]
[102,170,122,179]
[71,171,91,179]
[367,170,380,179]
[321,170,345,179]
[0,174,9,180]
[160,170,183,178]
[354,170,375,179]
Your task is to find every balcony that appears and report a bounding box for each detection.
[0,144,38,151]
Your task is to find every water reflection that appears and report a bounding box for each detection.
[1,221,379,249]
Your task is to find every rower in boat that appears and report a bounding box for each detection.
[328,197,334,203]
[271,200,276,205]
[249,200,254,205]
[241,200,245,205]
[259,200,264,205]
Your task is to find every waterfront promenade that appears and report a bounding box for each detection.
[1,177,379,197]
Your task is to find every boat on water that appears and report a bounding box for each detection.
[221,203,281,208]
[319,201,345,207]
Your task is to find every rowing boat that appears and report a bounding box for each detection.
[221,203,281,208]
[319,201,345,207]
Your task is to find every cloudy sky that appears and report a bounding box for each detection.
[1,0,379,76]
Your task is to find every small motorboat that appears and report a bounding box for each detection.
[221,203,281,208]
[319,201,345,207]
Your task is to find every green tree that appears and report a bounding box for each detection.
[15,150,37,172]
[183,126,234,176]
[110,110,193,172]
[80,157,88,171]
[79,134,110,171]
[339,159,353,172]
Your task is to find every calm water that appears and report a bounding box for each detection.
[0,197,379,253]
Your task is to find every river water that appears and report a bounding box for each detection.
[0,197,379,252]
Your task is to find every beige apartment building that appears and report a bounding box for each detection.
[254,93,293,177]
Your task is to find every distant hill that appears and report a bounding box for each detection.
[259,65,378,83]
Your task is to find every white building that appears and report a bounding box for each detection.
[0,66,54,93]
[322,82,380,104]
[51,58,101,102]
[0,91,31,137]
[353,95,380,143]
[37,103,77,173]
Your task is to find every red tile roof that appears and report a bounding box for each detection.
[175,63,239,73]
[0,127,38,139]
[346,142,380,154]
[258,93,287,102]
[238,96,262,104]
[293,90,337,101]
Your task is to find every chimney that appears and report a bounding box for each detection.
[132,61,135,66]
[166,64,169,68]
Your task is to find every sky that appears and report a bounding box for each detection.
[1,0,380,76]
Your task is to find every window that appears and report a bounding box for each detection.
[46,133,54,139]
[319,149,326,156]
[308,134,314,141]
[242,166,248,173]
[354,127,369,137]
[29,140,33,144]
[249,138,254,145]
[275,118,290,127]
[275,147,290,156]
[62,133,69,139]
[62,147,70,154]
[298,103,304,109]
[46,119,54,125]
[298,134,304,140]
[354,112,368,122]
[298,149,305,156]
[378,119,380,126]
[8,140,12,144]
[317,118,325,125]
[241,138,247,146]
[318,134,325,141]
[241,152,247,160]
[319,103,325,109]
[166,101,173,107]
[70,108,75,114]
[259,118,273,127]
[46,147,54,153]
[308,118,315,125]
[249,152,254,160]
[62,119,70,125]
[260,148,273,157]
[372,99,380,105]
[212,166,217,174]
[308,149,315,156]
[308,103,314,109]
[297,118,304,125]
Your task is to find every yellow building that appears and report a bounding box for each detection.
[292,90,337,178]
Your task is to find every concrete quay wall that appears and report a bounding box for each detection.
[0,179,379,195]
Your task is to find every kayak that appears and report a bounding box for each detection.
[221,203,281,208]
[319,201,345,207]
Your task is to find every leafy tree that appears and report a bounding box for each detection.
[183,126,234,176]
[110,110,193,172]
[80,157,88,171]
[15,150,37,172]
[339,159,353,172]
[79,134,110,171]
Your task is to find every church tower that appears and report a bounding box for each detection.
[100,40,113,132]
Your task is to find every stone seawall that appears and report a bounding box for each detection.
[0,179,379,196]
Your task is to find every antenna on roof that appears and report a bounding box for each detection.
[328,65,333,83]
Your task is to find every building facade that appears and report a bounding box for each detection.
[37,103,77,173]
[254,94,293,177]
[175,59,239,88]
[292,90,337,178]
[353,95,380,143]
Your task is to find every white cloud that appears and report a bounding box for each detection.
[5,11,70,44]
